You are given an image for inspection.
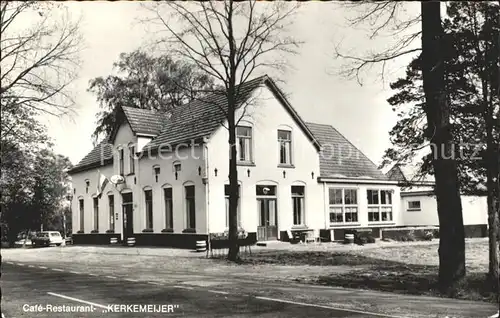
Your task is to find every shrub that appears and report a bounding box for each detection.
[423,231,434,241]
[382,227,439,242]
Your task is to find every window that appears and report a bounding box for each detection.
[93,197,99,231]
[328,188,358,223]
[129,145,135,174]
[278,130,292,165]
[79,199,84,232]
[407,200,421,211]
[236,126,252,162]
[225,184,241,228]
[108,195,115,231]
[256,185,276,196]
[85,180,90,193]
[292,186,305,225]
[174,162,181,172]
[367,189,393,222]
[185,185,196,229]
[119,148,124,175]
[145,189,153,229]
[164,187,173,229]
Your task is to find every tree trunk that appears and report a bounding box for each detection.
[227,96,240,261]
[485,58,499,288]
[226,0,240,262]
[480,2,500,287]
[421,1,466,292]
[496,2,500,312]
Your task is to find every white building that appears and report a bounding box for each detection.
[69,75,401,247]
[386,164,488,237]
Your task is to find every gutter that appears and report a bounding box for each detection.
[67,159,113,175]
[318,177,399,185]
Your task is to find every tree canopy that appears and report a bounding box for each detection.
[88,50,216,143]
[381,1,500,195]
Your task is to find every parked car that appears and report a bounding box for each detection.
[32,231,64,247]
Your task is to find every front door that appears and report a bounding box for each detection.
[122,193,133,241]
[257,198,278,241]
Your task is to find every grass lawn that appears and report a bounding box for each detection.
[212,238,495,303]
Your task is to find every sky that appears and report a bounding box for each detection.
[38,1,421,168]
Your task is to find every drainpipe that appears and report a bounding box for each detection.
[323,181,327,229]
[204,140,211,254]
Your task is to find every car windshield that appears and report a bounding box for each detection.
[50,233,60,237]
[39,233,49,237]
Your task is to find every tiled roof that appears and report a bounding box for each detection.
[121,106,167,135]
[306,122,388,180]
[143,75,321,151]
[70,75,322,173]
[68,138,113,174]
[386,163,435,184]
[386,165,407,182]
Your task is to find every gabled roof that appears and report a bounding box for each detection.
[306,122,388,180]
[143,75,321,152]
[386,163,435,185]
[68,138,113,174]
[69,75,322,174]
[121,106,167,136]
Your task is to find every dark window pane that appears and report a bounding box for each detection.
[164,187,172,199]
[225,184,240,196]
[237,126,251,137]
[122,193,133,204]
[291,186,304,196]
[329,189,343,205]
[367,190,379,205]
[256,185,276,196]
[278,130,291,140]
[185,185,195,197]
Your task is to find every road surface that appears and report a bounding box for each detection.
[1,262,391,317]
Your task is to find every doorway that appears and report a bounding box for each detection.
[256,185,278,241]
[122,192,133,241]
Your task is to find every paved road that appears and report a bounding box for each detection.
[1,263,389,318]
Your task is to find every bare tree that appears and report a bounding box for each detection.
[333,1,421,85]
[0,1,82,117]
[141,0,299,261]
